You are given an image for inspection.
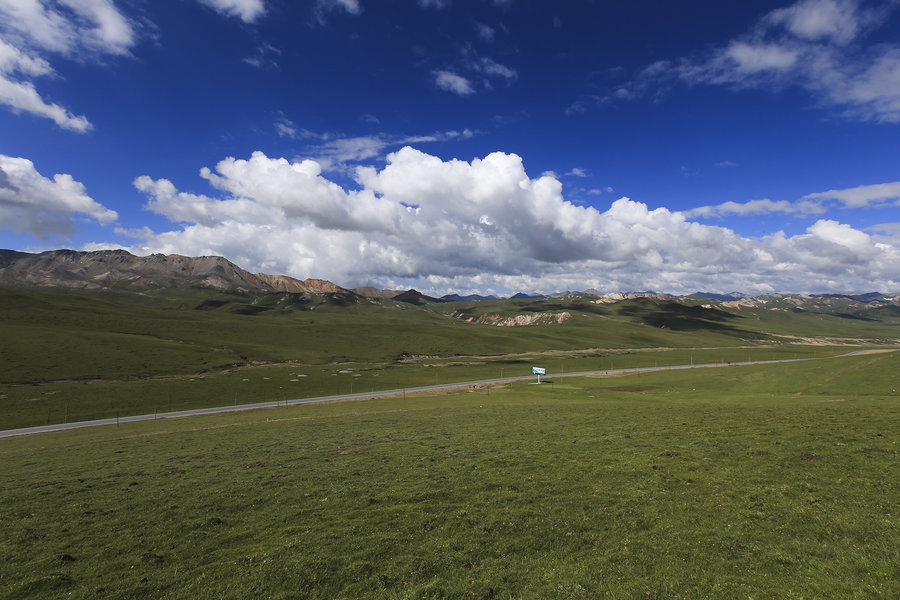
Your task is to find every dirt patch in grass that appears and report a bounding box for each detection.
[802,454,822,461]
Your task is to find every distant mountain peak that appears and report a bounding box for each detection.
[440,293,498,302]
[392,289,443,304]
[0,249,349,295]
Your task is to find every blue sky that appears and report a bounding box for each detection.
[1,0,899,295]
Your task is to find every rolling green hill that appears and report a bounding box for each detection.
[1,282,898,430]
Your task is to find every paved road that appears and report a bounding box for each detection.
[0,350,889,439]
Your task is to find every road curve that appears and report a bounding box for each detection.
[1,350,892,439]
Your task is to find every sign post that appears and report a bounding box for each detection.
[532,366,546,383]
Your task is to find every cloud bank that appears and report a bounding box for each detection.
[124,147,899,295]
[0,154,117,237]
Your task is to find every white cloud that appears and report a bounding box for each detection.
[0,39,52,78]
[434,70,476,95]
[0,0,138,130]
[867,222,900,238]
[566,168,589,178]
[62,0,135,54]
[724,41,799,73]
[0,154,117,237]
[435,55,517,95]
[0,0,276,130]
[307,136,389,170]
[475,22,495,42]
[314,0,361,21]
[587,186,615,196]
[0,39,92,132]
[611,0,900,123]
[766,0,863,44]
[197,0,266,22]
[274,120,480,170]
[803,181,900,208]
[0,0,135,56]
[243,43,279,69]
[831,49,900,122]
[128,148,900,294]
[685,198,826,219]
[688,180,900,223]
[418,0,450,8]
[475,57,517,82]
[807,219,873,251]
[442,128,475,140]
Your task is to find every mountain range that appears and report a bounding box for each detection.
[1,249,897,309]
[0,249,346,295]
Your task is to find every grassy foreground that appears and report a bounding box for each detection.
[1,353,898,599]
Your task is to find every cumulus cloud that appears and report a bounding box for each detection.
[0,154,117,237]
[197,0,266,22]
[128,148,900,294]
[609,0,900,123]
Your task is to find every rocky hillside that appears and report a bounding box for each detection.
[255,273,346,294]
[462,311,573,326]
[0,249,349,294]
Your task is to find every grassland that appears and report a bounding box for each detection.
[3,286,897,430]
[1,352,897,599]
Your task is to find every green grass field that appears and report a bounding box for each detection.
[3,286,896,430]
[1,352,897,599]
